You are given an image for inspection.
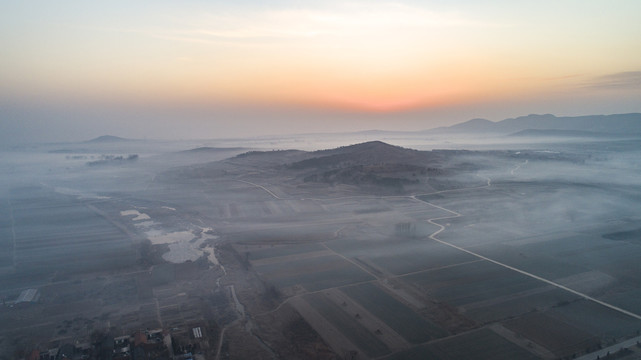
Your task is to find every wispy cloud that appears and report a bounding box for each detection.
[585,71,641,89]
[150,2,506,44]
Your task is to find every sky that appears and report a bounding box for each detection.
[1,0,641,143]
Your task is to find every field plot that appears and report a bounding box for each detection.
[472,242,589,280]
[601,288,641,315]
[228,221,343,243]
[341,282,447,343]
[383,197,450,219]
[324,236,475,276]
[417,182,602,247]
[547,299,641,340]
[317,197,442,227]
[368,240,477,276]
[303,292,391,358]
[0,200,14,271]
[262,200,325,217]
[5,187,136,280]
[253,253,374,292]
[403,260,545,307]
[385,328,539,360]
[515,233,641,276]
[598,254,641,289]
[554,270,617,294]
[488,232,641,303]
[218,198,329,220]
[319,198,393,214]
[245,243,326,261]
[603,227,641,244]
[427,215,534,249]
[464,287,579,324]
[503,312,600,358]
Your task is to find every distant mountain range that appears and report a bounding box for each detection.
[85,135,132,143]
[506,129,618,138]
[181,146,246,153]
[428,113,641,136]
[84,113,641,144]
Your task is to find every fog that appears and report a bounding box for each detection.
[1,132,641,359]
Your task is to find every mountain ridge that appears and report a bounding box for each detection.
[427,113,641,135]
[507,129,618,138]
[85,135,132,143]
[288,141,432,170]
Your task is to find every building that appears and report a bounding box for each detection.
[16,288,40,304]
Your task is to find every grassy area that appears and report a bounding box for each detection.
[341,282,447,343]
[304,292,391,358]
[403,260,544,306]
[386,328,540,360]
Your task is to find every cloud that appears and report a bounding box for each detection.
[150,2,505,44]
[585,71,641,89]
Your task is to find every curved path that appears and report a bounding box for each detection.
[237,166,641,322]
[234,161,641,357]
[510,159,529,175]
[236,179,282,199]
[416,176,641,322]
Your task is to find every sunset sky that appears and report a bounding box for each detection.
[1,1,641,142]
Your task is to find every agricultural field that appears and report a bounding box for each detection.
[403,260,546,307]
[225,145,641,359]
[547,299,641,340]
[2,136,641,359]
[302,292,391,358]
[385,328,541,360]
[334,238,478,276]
[503,312,600,358]
[1,186,137,288]
[463,287,579,324]
[245,243,326,261]
[254,254,374,292]
[340,282,447,343]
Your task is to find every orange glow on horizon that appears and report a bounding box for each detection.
[2,1,640,127]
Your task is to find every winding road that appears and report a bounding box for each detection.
[242,163,641,324]
[419,199,641,322]
[236,179,282,199]
[510,159,529,175]
[228,160,641,358]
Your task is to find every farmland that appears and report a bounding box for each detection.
[225,140,641,359]
[386,328,541,360]
[303,292,391,358]
[503,312,600,358]
[2,137,641,359]
[404,260,547,306]
[340,282,447,343]
[253,253,375,292]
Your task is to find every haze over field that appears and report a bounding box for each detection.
[2,2,641,360]
[2,131,641,359]
[2,1,641,143]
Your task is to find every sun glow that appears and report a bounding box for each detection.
[2,0,641,140]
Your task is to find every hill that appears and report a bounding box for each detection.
[284,141,454,193]
[86,135,131,143]
[428,113,641,135]
[172,141,490,195]
[430,118,495,134]
[507,129,616,138]
[289,141,433,169]
[181,146,246,153]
